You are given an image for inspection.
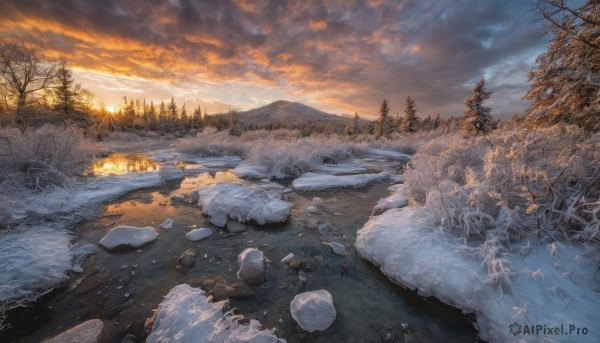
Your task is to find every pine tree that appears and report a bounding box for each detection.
[168,97,178,121]
[346,112,360,135]
[401,96,419,134]
[525,0,599,131]
[148,100,157,129]
[192,106,202,129]
[180,103,188,128]
[53,58,76,112]
[375,99,389,139]
[461,78,496,136]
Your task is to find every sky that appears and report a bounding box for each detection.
[0,0,548,118]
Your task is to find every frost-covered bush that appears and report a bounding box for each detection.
[0,124,99,191]
[405,125,600,244]
[175,128,251,157]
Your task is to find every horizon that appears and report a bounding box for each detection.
[0,1,547,118]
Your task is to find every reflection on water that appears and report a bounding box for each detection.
[89,154,162,175]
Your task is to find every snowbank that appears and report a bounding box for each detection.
[150,151,241,167]
[197,183,293,227]
[146,284,285,343]
[99,226,158,249]
[233,163,272,179]
[364,148,411,160]
[356,207,600,343]
[292,172,389,191]
[374,184,408,211]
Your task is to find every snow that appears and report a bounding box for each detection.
[356,207,600,343]
[322,242,347,256]
[237,248,266,285]
[290,290,336,332]
[197,183,293,227]
[312,159,372,175]
[281,253,295,264]
[364,148,411,160]
[185,228,212,242]
[150,151,241,168]
[99,226,158,249]
[146,284,285,343]
[292,172,389,191]
[233,163,271,179]
[160,219,173,229]
[375,184,408,211]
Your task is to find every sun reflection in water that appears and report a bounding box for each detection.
[90,154,162,175]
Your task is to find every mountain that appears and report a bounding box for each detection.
[234,100,350,127]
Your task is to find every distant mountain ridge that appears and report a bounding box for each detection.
[233,100,351,127]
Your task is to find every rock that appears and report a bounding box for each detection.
[43,319,104,343]
[322,242,347,256]
[312,197,324,207]
[237,248,266,285]
[304,206,318,214]
[185,228,212,241]
[121,334,137,343]
[159,164,184,181]
[289,260,301,271]
[178,249,198,266]
[318,223,332,235]
[227,221,247,233]
[281,253,295,264]
[99,226,158,250]
[290,290,336,332]
[259,178,271,184]
[139,194,153,204]
[170,194,185,203]
[159,219,173,229]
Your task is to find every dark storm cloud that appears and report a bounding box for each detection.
[0,0,545,117]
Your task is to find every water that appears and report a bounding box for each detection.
[1,154,479,343]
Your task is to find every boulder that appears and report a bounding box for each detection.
[43,319,104,343]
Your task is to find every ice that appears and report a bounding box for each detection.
[150,151,241,167]
[233,163,272,179]
[375,184,408,211]
[160,219,173,229]
[197,183,293,227]
[99,226,158,249]
[0,225,73,325]
[322,242,347,256]
[237,248,266,285]
[312,158,373,175]
[356,207,600,343]
[364,148,411,160]
[281,253,295,264]
[146,284,285,343]
[290,290,336,332]
[185,228,212,242]
[292,172,389,191]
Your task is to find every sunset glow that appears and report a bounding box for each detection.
[0,1,545,117]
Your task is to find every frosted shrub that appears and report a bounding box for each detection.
[0,124,99,191]
[175,128,251,157]
[405,125,600,244]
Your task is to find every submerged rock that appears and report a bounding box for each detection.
[43,319,104,343]
[227,221,247,233]
[178,249,198,266]
[322,242,347,256]
[290,290,336,332]
[99,226,158,250]
[185,228,213,241]
[139,193,153,204]
[170,194,185,203]
[237,248,266,285]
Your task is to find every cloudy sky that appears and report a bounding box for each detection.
[0,0,547,117]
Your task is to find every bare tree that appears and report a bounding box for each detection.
[0,42,58,110]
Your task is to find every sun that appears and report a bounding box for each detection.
[106,105,116,113]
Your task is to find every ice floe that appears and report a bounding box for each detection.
[292,172,389,191]
[99,226,158,249]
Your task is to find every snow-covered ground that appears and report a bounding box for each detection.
[292,172,389,191]
[356,207,600,343]
[197,182,293,227]
[146,284,285,343]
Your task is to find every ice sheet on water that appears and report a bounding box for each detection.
[146,284,285,343]
[311,158,373,175]
[292,172,389,191]
[364,148,411,160]
[99,226,158,249]
[233,163,272,180]
[374,184,408,211]
[150,151,241,168]
[356,207,600,343]
[197,183,293,227]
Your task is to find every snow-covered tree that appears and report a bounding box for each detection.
[375,99,389,139]
[461,78,496,136]
[401,96,419,134]
[525,0,599,131]
[346,112,361,135]
[168,97,178,122]
[180,103,188,128]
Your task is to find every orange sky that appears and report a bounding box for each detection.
[0,0,546,117]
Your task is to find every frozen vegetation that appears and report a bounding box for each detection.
[197,183,294,227]
[357,126,600,343]
[146,284,285,343]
